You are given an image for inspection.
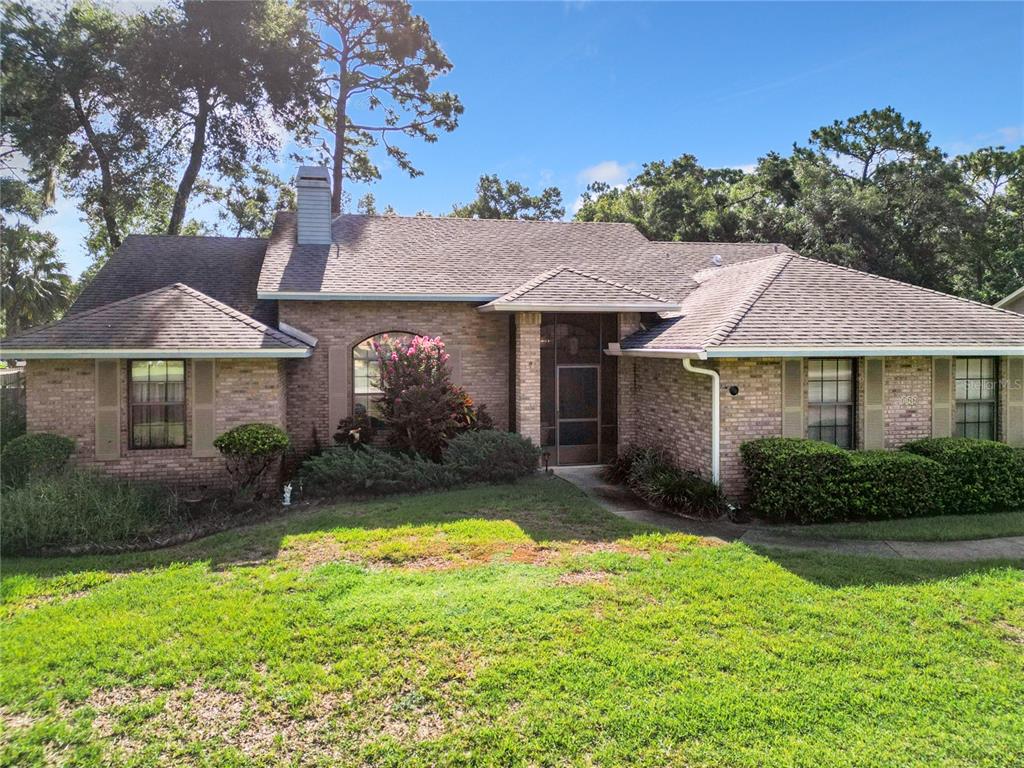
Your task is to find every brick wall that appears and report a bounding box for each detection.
[513,312,541,445]
[616,313,641,449]
[879,356,932,448]
[627,357,714,480]
[26,358,286,489]
[717,358,784,498]
[278,301,511,456]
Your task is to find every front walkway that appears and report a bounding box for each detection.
[552,466,1024,562]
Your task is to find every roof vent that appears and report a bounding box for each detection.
[472,214,480,220]
[710,254,723,267]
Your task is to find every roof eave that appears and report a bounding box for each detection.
[702,344,1024,358]
[0,347,312,360]
[480,302,680,313]
[260,290,501,302]
[994,286,1024,308]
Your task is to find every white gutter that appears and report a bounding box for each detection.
[703,345,1024,358]
[683,358,720,485]
[480,302,680,313]
[614,346,706,359]
[260,291,501,302]
[0,348,313,360]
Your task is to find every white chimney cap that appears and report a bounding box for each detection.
[711,254,723,267]
[296,166,330,185]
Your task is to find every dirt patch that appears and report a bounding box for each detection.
[996,619,1024,645]
[556,570,611,586]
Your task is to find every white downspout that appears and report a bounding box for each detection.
[683,358,720,486]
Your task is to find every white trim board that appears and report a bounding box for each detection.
[994,286,1024,309]
[0,348,313,360]
[481,302,679,313]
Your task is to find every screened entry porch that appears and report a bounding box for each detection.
[539,313,618,465]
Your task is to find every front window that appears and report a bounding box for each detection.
[955,358,998,440]
[806,358,855,448]
[130,360,185,449]
[352,332,413,425]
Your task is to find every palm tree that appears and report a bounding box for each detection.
[1,224,72,334]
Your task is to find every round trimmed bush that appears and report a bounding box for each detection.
[214,423,289,493]
[1,432,75,489]
[442,431,539,483]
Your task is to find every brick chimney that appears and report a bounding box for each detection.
[295,166,332,245]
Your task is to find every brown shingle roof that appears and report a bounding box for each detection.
[258,212,789,303]
[623,254,1024,355]
[72,235,275,325]
[1,284,310,358]
[482,266,677,311]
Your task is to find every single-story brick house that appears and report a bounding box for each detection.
[3,167,1023,499]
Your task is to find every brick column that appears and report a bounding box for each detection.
[617,312,641,449]
[514,312,542,446]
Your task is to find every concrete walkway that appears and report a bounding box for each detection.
[552,465,1024,562]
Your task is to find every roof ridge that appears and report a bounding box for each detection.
[788,254,1024,320]
[657,240,791,248]
[171,284,306,347]
[704,254,794,347]
[499,266,567,302]
[559,266,671,302]
[691,251,794,283]
[329,212,643,228]
[123,234,267,243]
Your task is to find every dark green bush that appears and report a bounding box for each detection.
[600,445,649,484]
[214,423,290,493]
[740,438,849,523]
[442,430,539,483]
[0,387,26,449]
[902,438,1024,514]
[632,465,724,517]
[1,470,181,555]
[1,432,75,489]
[846,451,946,520]
[299,446,458,497]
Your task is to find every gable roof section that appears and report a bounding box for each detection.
[623,254,1024,357]
[72,235,276,325]
[1,284,311,359]
[995,285,1024,310]
[257,212,792,303]
[481,266,679,312]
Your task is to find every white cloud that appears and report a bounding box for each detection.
[942,125,1024,156]
[728,163,757,174]
[576,160,634,187]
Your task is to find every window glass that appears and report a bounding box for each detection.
[806,358,855,448]
[955,358,997,440]
[130,360,185,449]
[352,333,414,425]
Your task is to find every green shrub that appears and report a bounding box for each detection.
[601,445,647,484]
[740,438,849,523]
[632,465,724,517]
[902,438,1024,514]
[214,423,289,494]
[0,387,26,449]
[299,446,458,497]
[846,451,946,520]
[443,431,539,483]
[1,432,75,489]
[1,470,181,555]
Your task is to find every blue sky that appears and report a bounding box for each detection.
[45,1,1024,278]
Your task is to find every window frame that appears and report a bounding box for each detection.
[954,357,998,440]
[351,331,416,424]
[128,359,187,450]
[805,357,857,449]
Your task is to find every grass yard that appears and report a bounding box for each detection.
[2,476,1022,767]
[789,510,1024,542]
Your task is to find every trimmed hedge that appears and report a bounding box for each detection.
[1,432,75,489]
[739,438,850,523]
[742,436,1024,524]
[442,431,539,484]
[1,470,181,555]
[902,438,1024,515]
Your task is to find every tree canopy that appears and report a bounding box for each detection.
[451,175,565,221]
[575,108,1022,302]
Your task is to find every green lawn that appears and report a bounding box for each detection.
[787,510,1024,542]
[2,476,1022,767]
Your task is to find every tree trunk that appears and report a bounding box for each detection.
[168,90,211,236]
[70,92,121,250]
[331,87,347,215]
